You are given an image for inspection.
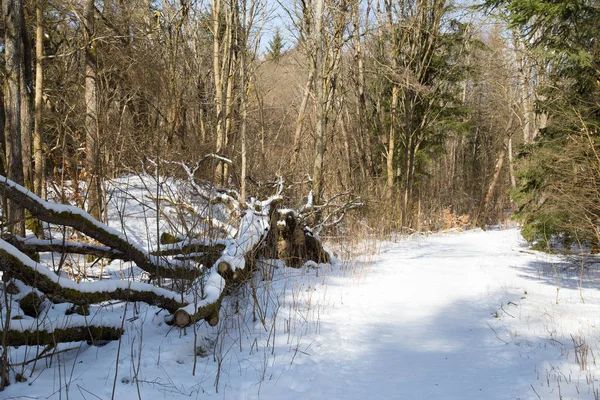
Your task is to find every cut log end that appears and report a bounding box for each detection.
[217,261,231,276]
[173,308,219,328]
[208,315,219,326]
[173,309,191,327]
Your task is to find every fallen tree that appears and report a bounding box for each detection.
[0,173,340,349]
[0,176,197,280]
[1,316,124,346]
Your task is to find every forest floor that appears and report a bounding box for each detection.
[4,184,600,399]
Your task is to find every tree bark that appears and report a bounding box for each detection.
[387,85,398,195]
[20,13,34,191]
[312,0,326,209]
[2,0,26,236]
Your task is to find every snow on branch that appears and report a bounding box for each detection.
[0,239,187,313]
[0,175,196,280]
[3,234,123,260]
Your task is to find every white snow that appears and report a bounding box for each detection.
[5,222,600,399]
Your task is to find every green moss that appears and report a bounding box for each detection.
[160,232,182,245]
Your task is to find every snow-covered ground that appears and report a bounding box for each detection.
[5,227,600,399]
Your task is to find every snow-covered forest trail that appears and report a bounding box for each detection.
[258,229,600,400]
[5,228,600,400]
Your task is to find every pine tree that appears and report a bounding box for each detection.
[267,28,284,61]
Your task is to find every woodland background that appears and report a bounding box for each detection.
[0,0,598,246]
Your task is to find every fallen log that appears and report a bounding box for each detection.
[171,201,279,327]
[0,240,186,313]
[170,269,225,327]
[152,240,227,255]
[1,316,123,346]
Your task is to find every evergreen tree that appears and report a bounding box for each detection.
[487,0,600,249]
[268,28,285,61]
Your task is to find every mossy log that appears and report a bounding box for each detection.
[0,246,186,313]
[0,175,195,280]
[0,325,123,346]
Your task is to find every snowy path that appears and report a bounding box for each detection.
[257,229,540,399]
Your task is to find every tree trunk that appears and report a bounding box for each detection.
[291,68,314,170]
[312,0,326,208]
[0,322,122,347]
[33,0,45,200]
[479,142,507,226]
[514,34,536,144]
[3,0,26,236]
[339,104,353,184]
[508,135,516,190]
[20,14,34,191]
[353,4,372,179]
[387,85,398,196]
[83,0,102,221]
[0,245,186,313]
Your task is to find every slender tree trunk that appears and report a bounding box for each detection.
[384,0,398,201]
[213,0,225,182]
[353,9,373,179]
[402,133,414,228]
[34,0,45,200]
[387,85,398,196]
[312,0,326,206]
[479,112,515,226]
[479,143,507,226]
[508,135,516,190]
[290,68,314,170]
[84,0,102,221]
[339,103,352,183]
[3,0,26,236]
[239,2,248,206]
[513,34,535,144]
[222,42,235,182]
[20,15,34,191]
